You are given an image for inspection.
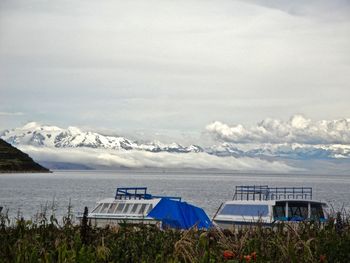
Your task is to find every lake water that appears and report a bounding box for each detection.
[0,170,349,220]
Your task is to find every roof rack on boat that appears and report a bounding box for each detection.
[115,187,181,201]
[233,185,312,201]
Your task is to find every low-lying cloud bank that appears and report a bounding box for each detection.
[206,115,350,145]
[2,115,350,173]
[19,145,297,172]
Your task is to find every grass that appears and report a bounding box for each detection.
[0,208,349,263]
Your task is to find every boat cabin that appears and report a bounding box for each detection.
[78,187,211,230]
[213,185,328,229]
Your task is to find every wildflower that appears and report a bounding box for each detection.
[251,251,257,261]
[223,250,235,260]
[319,255,326,262]
[244,255,252,262]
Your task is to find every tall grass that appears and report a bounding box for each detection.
[0,208,349,263]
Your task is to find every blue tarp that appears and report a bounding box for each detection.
[147,198,212,230]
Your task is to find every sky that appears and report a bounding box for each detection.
[1,0,350,144]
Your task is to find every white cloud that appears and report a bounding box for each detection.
[241,0,350,20]
[0,112,24,116]
[206,115,350,145]
[1,0,350,132]
[19,145,297,172]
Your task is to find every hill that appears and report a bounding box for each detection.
[0,139,50,173]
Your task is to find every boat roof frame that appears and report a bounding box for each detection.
[233,185,313,201]
[115,187,181,201]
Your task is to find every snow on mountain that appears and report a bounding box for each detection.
[1,122,349,161]
[208,142,350,159]
[2,122,350,173]
[0,122,203,154]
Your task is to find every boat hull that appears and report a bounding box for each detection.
[77,216,159,228]
[213,219,273,229]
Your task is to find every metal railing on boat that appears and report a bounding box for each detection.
[115,187,181,201]
[233,185,312,201]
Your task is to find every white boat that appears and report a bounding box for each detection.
[213,185,328,229]
[78,187,211,229]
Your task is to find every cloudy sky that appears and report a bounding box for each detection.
[1,0,350,144]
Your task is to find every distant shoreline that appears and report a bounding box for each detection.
[0,170,52,174]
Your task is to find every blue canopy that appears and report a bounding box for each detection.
[147,198,212,230]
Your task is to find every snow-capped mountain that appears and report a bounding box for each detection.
[2,122,350,173]
[0,122,203,153]
[207,142,350,159]
[1,122,349,161]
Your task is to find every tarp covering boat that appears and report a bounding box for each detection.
[148,198,212,230]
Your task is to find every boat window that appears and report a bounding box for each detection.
[310,203,325,219]
[115,203,125,214]
[131,204,139,214]
[91,204,102,213]
[273,202,286,218]
[288,202,308,219]
[219,204,269,216]
[108,203,117,214]
[100,203,110,214]
[123,204,131,213]
[146,204,153,214]
[139,204,147,214]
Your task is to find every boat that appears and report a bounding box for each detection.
[78,187,211,230]
[213,185,329,229]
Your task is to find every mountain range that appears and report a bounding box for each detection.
[1,122,203,154]
[1,122,349,172]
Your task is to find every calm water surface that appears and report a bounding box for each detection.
[0,170,349,219]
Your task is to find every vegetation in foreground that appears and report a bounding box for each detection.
[0,208,349,263]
